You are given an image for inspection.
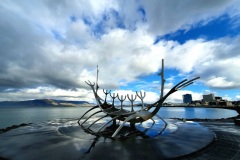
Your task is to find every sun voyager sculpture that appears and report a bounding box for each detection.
[78,59,199,139]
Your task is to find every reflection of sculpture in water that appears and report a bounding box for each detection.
[78,59,200,139]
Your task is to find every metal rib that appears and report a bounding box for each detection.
[81,110,102,126]
[87,114,109,129]
[78,106,99,125]
[97,115,123,132]
[112,114,137,138]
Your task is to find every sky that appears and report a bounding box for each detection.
[1,0,240,104]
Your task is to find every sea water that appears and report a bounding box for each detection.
[0,106,238,128]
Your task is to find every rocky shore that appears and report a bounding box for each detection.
[0,123,32,134]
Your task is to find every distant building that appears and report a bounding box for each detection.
[203,94,215,102]
[232,101,240,107]
[218,100,233,107]
[191,100,202,106]
[215,96,222,101]
[209,101,217,106]
[183,94,192,104]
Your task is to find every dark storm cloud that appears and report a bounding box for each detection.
[0,5,45,88]
[0,4,87,91]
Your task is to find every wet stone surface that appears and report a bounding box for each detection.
[180,121,240,160]
[0,118,214,160]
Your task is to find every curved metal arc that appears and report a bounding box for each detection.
[141,118,155,134]
[127,94,137,112]
[189,76,200,82]
[146,77,200,110]
[117,94,126,101]
[177,77,200,90]
[85,80,95,87]
[177,82,193,90]
[172,79,188,91]
[110,93,118,99]
[103,89,111,94]
[87,114,109,129]
[81,110,103,126]
[127,94,137,101]
[136,91,146,110]
[103,89,111,104]
[136,91,146,99]
[97,114,123,132]
[112,114,138,138]
[109,93,118,108]
[155,115,168,135]
[85,80,105,107]
[78,105,99,124]
[102,106,137,117]
[140,77,200,121]
[117,94,126,110]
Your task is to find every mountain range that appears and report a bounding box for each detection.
[0,99,92,107]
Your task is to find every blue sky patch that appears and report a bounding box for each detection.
[51,30,63,40]
[82,16,92,26]
[154,14,240,44]
[88,9,127,38]
[70,15,77,22]
[138,7,147,22]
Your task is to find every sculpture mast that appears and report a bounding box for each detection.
[96,65,99,92]
[158,59,165,99]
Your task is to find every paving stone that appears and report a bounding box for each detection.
[180,121,240,160]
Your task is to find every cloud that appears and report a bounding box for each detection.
[222,94,234,101]
[141,0,240,35]
[1,0,240,102]
[236,95,240,99]
[153,36,240,90]
[0,87,95,102]
[206,77,239,89]
[164,89,203,103]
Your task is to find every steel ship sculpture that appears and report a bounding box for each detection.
[78,59,200,139]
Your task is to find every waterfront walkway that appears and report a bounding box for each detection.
[181,121,240,160]
[0,119,240,160]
